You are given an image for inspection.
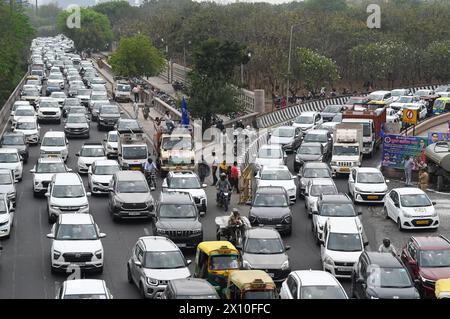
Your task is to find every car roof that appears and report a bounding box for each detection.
[114,170,145,181]
[303,162,330,169]
[81,143,103,148]
[246,227,281,239]
[168,170,197,178]
[43,131,65,137]
[292,270,340,287]
[0,148,19,154]
[255,186,287,195]
[300,142,322,147]
[299,111,318,116]
[139,236,180,252]
[320,194,351,203]
[170,278,217,296]
[0,169,13,175]
[327,218,358,233]
[310,178,335,186]
[261,165,289,171]
[16,117,36,123]
[160,192,193,204]
[370,90,391,94]
[393,187,426,195]
[64,279,106,295]
[15,105,35,111]
[260,144,282,150]
[38,157,64,163]
[93,159,118,166]
[59,213,93,225]
[305,129,328,135]
[356,167,382,174]
[412,236,450,250]
[53,172,82,185]
[364,252,403,268]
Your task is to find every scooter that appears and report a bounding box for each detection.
[217,191,230,212]
[145,171,156,191]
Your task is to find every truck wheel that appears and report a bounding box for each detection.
[437,176,444,192]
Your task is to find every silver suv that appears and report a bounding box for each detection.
[127,236,191,299]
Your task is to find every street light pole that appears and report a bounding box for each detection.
[286,25,294,100]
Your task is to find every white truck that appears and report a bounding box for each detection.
[330,123,363,175]
[113,80,131,103]
[117,132,149,171]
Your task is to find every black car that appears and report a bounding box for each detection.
[153,192,203,248]
[0,132,29,163]
[351,251,420,299]
[98,104,122,131]
[294,142,324,173]
[116,118,144,134]
[320,104,345,122]
[161,278,219,299]
[248,186,292,235]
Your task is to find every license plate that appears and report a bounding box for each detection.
[367,195,379,200]
[176,243,187,248]
[337,267,350,272]
[128,212,141,216]
[176,166,182,170]
[131,167,141,171]
[416,220,429,225]
[340,167,350,172]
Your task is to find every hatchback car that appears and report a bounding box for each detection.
[348,167,388,203]
[11,105,36,126]
[31,157,70,196]
[127,236,191,299]
[0,169,16,205]
[161,278,219,299]
[76,143,107,174]
[104,131,118,158]
[305,178,338,215]
[0,148,23,182]
[301,129,332,157]
[88,160,120,195]
[255,165,297,203]
[0,132,29,163]
[292,111,323,132]
[97,104,122,130]
[57,279,112,299]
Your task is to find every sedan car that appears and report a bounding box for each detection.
[305,178,338,215]
[97,104,122,130]
[76,143,107,174]
[13,117,40,145]
[292,111,323,132]
[255,165,297,203]
[88,160,120,195]
[384,188,439,231]
[253,144,286,172]
[0,132,29,163]
[268,126,302,154]
[294,142,325,173]
[348,167,388,203]
[64,113,90,139]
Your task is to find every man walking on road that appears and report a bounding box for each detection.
[132,85,140,103]
[404,155,414,186]
[211,151,219,186]
[230,161,240,194]
[419,168,429,191]
[198,155,210,184]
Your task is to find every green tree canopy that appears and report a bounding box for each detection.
[56,8,113,52]
[109,34,165,78]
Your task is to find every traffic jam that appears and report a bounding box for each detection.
[1,35,450,300]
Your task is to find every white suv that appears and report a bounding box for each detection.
[0,148,23,182]
[57,279,113,299]
[88,159,120,194]
[47,213,105,273]
[76,143,107,174]
[127,236,191,299]
[46,172,91,223]
[321,219,366,278]
[37,97,61,123]
[40,131,69,161]
[255,165,297,203]
[31,157,71,196]
[348,167,388,203]
[13,117,40,145]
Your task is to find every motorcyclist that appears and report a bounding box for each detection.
[378,238,397,256]
[216,172,231,202]
[228,208,244,244]
[142,157,158,189]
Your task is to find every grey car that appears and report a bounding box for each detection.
[64,113,90,138]
[108,171,154,221]
[0,169,16,206]
[0,132,29,163]
[97,104,122,131]
[297,162,333,197]
[248,186,292,235]
[153,192,203,248]
[161,278,219,299]
[301,129,333,159]
[241,227,291,283]
[320,104,345,122]
[294,142,324,173]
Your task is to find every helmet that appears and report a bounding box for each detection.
[220,173,227,180]
[148,157,153,163]
[383,238,391,248]
[232,208,239,215]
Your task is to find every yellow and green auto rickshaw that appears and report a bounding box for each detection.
[435,278,450,299]
[432,97,450,115]
[193,241,241,294]
[225,270,278,299]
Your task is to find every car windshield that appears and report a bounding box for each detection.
[55,224,97,240]
[51,93,66,98]
[144,251,186,269]
[2,135,24,145]
[108,133,118,142]
[304,134,327,143]
[366,267,412,288]
[299,145,321,155]
[261,170,291,180]
[300,286,347,299]
[118,121,141,131]
[77,89,91,95]
[327,233,362,252]
[272,128,294,138]
[436,86,450,92]
[368,93,385,101]
[162,137,191,150]
[397,96,413,103]
[400,194,431,207]
[415,90,430,96]
[243,290,276,299]
[39,101,59,108]
[357,172,384,184]
[210,255,240,270]
[100,106,119,114]
[118,84,130,91]
[323,105,341,113]
[65,99,80,106]
[92,94,107,100]
[320,203,356,217]
[42,136,65,146]
[117,180,148,193]
[245,238,284,254]
[419,250,450,268]
[36,162,66,173]
[258,148,282,159]
[64,294,107,300]
[23,90,38,96]
[15,109,35,117]
[310,185,337,197]
[168,176,200,189]
[303,168,331,178]
[159,204,197,219]
[67,115,86,123]
[52,184,84,197]
[295,115,314,124]
[391,90,405,97]
[69,108,85,114]
[80,147,105,157]
[16,121,37,130]
[94,165,119,175]
[122,146,147,159]
[0,153,19,163]
[0,173,12,185]
[253,194,288,207]
[333,145,359,156]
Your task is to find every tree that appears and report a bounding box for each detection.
[56,8,113,52]
[187,38,249,129]
[109,34,165,78]
[423,41,450,83]
[291,48,340,92]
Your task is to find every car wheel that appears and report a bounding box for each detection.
[139,282,146,299]
[127,265,133,284]
[397,218,404,231]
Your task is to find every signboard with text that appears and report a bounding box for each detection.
[428,132,450,145]
[382,134,427,170]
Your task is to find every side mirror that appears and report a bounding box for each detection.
[187,259,192,266]
[86,192,92,197]
[364,240,369,247]
[45,192,50,197]
[409,259,417,266]
[356,278,365,284]
[199,211,205,217]
[75,153,79,157]
[432,201,436,206]
[394,202,400,208]
[246,200,252,206]
[357,208,363,215]
[99,233,106,239]
[67,168,73,172]
[46,233,55,239]
[134,260,142,267]
[202,184,207,188]
[285,245,291,251]
[312,210,318,215]
[386,179,390,183]
[30,168,36,173]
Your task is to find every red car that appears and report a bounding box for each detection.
[401,235,450,298]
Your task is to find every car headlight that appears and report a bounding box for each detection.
[78,160,87,168]
[145,199,153,207]
[281,260,290,270]
[147,277,158,286]
[282,215,292,224]
[370,295,379,299]
[53,250,61,260]
[114,198,124,207]
[248,214,257,223]
[355,186,363,192]
[330,161,337,166]
[156,228,166,234]
[323,256,334,266]
[420,275,435,285]
[243,260,252,270]
[356,161,361,166]
[98,117,104,121]
[95,249,102,259]
[402,210,413,218]
[287,188,296,194]
[7,191,15,198]
[79,204,89,210]
[50,205,59,210]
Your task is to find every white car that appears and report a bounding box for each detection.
[280,270,348,299]
[348,167,388,203]
[255,165,297,203]
[37,97,61,123]
[47,213,105,273]
[50,91,67,106]
[292,111,323,132]
[0,148,23,182]
[384,187,439,231]
[414,89,434,98]
[161,171,207,213]
[397,103,427,122]
[386,108,400,123]
[305,178,337,214]
[57,279,113,299]
[13,117,40,145]
[31,157,70,196]
[11,104,36,123]
[321,218,366,278]
[389,96,423,112]
[268,126,302,153]
[46,172,91,223]
[367,90,393,104]
[10,101,31,119]
[76,143,107,174]
[88,92,108,110]
[435,85,450,97]
[40,131,69,161]
[254,144,286,172]
[0,194,15,239]
[88,159,120,194]
[127,236,191,299]
[103,131,118,158]
[390,89,411,102]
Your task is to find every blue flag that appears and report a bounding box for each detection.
[181,96,189,125]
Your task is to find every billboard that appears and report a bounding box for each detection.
[382,134,427,170]
[428,132,450,145]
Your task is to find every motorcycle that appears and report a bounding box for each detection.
[217,191,230,212]
[145,171,156,191]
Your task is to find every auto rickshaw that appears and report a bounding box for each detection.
[225,270,278,299]
[193,241,241,295]
[435,278,450,299]
[432,97,450,115]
